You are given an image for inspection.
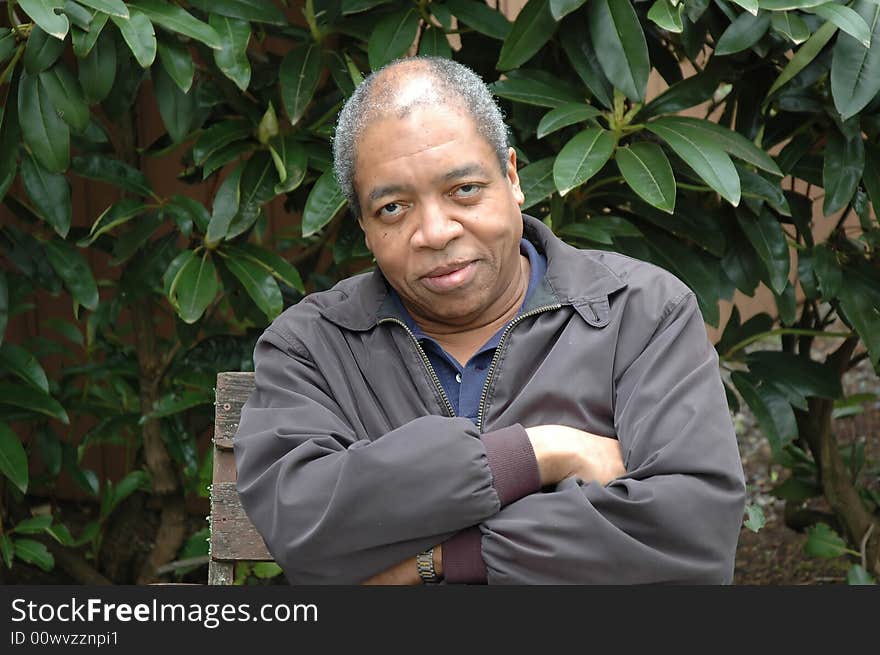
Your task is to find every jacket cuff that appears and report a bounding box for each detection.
[443,527,487,584]
[481,423,541,506]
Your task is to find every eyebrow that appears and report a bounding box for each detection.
[365,164,492,204]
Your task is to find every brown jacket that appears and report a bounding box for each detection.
[234,215,746,584]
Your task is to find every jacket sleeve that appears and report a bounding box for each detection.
[234,325,540,584]
[458,292,746,584]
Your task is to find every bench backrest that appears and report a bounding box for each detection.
[209,372,272,584]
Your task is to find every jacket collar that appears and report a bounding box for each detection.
[318,214,627,331]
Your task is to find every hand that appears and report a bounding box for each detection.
[526,425,625,486]
[361,545,444,585]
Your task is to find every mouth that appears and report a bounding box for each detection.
[420,260,477,292]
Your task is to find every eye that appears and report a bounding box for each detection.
[453,184,482,198]
[378,202,404,218]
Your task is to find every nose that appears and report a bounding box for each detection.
[411,201,463,250]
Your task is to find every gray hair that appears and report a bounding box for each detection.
[332,56,509,218]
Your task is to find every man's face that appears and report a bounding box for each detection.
[354,103,525,328]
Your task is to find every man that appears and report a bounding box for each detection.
[234,56,746,585]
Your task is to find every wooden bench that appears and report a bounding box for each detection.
[209,372,272,584]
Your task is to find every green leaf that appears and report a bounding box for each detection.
[823,129,864,216]
[13,538,54,571]
[72,14,109,58]
[128,0,223,49]
[24,26,65,73]
[588,0,650,102]
[74,0,128,17]
[738,166,791,215]
[0,422,29,494]
[831,1,880,120]
[518,157,556,210]
[837,264,880,369]
[648,0,685,33]
[71,154,154,197]
[561,216,641,245]
[144,389,213,420]
[271,135,308,194]
[252,562,283,579]
[210,14,251,91]
[157,39,193,94]
[205,166,243,246]
[0,535,13,568]
[537,103,601,139]
[758,0,827,9]
[44,239,99,311]
[167,250,220,324]
[18,0,69,40]
[0,30,15,66]
[21,154,72,237]
[187,0,286,25]
[732,0,759,14]
[280,44,322,127]
[227,152,275,239]
[0,383,69,423]
[646,118,741,205]
[107,470,150,513]
[847,564,877,585]
[12,515,53,534]
[110,212,163,265]
[0,271,7,345]
[771,10,811,43]
[257,103,279,145]
[743,504,766,532]
[430,2,453,30]
[445,0,511,40]
[553,127,617,196]
[807,2,871,47]
[560,22,614,109]
[18,70,70,173]
[615,142,676,214]
[770,476,821,502]
[766,21,837,100]
[637,66,723,120]
[367,8,420,71]
[490,69,582,108]
[550,0,586,21]
[111,9,157,68]
[193,120,252,166]
[864,145,880,212]
[302,169,346,237]
[735,208,790,294]
[650,116,782,176]
[497,0,557,70]
[223,243,305,294]
[747,351,843,400]
[40,64,90,132]
[418,26,452,58]
[219,254,283,321]
[153,61,196,143]
[0,77,21,203]
[0,342,49,392]
[45,523,74,546]
[78,198,144,247]
[804,523,849,558]
[715,10,771,56]
[731,371,797,454]
[165,195,209,233]
[79,29,117,103]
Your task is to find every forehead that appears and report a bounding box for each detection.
[353,104,492,178]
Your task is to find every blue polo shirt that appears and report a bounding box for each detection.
[388,238,547,423]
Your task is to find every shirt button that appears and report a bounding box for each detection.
[455,373,462,383]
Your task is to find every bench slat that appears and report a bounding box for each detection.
[214,372,255,450]
[210,481,272,561]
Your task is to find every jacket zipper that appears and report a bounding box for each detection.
[378,317,456,418]
[476,303,562,432]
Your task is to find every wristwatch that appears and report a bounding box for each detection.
[416,547,441,584]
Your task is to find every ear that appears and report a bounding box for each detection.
[506,147,524,207]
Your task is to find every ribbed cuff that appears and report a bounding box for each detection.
[443,527,487,584]
[482,423,541,506]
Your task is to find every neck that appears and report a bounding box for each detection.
[411,253,530,364]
